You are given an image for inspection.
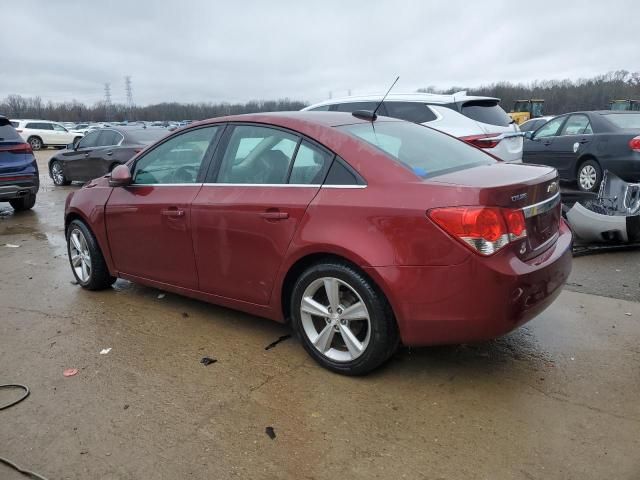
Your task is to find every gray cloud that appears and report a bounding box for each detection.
[1,0,638,105]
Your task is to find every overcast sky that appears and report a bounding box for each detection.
[1,0,638,106]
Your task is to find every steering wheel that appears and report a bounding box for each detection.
[172,165,198,183]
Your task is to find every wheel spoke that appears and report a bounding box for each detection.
[338,324,363,358]
[71,254,82,267]
[81,260,89,281]
[313,324,336,353]
[323,278,340,311]
[340,301,367,321]
[301,296,329,317]
[70,232,82,252]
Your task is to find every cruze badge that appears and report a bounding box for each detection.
[547,181,559,194]
[511,193,528,202]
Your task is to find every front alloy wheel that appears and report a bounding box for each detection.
[51,161,70,186]
[577,159,602,192]
[291,262,399,375]
[69,227,92,283]
[66,219,116,290]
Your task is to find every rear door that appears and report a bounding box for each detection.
[105,125,222,289]
[523,116,567,170]
[191,124,332,304]
[551,114,594,177]
[78,129,124,180]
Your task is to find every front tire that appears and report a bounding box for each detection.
[50,161,71,186]
[291,261,399,375]
[577,159,602,192]
[66,219,116,290]
[28,136,43,151]
[9,194,36,212]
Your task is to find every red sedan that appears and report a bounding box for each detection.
[64,112,572,375]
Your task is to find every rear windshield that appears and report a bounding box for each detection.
[602,113,640,129]
[0,122,23,142]
[127,128,168,144]
[337,121,494,178]
[461,100,512,127]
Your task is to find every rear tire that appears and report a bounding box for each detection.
[28,136,43,151]
[290,261,399,375]
[66,219,116,290]
[577,159,602,192]
[50,161,71,186]
[9,194,36,212]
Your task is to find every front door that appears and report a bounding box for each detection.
[523,115,567,170]
[552,114,594,178]
[192,125,333,304]
[63,130,100,180]
[105,125,222,289]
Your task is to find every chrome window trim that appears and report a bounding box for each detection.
[128,183,367,188]
[522,192,560,218]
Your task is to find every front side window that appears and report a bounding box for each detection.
[78,131,100,149]
[133,126,219,184]
[309,105,331,111]
[217,125,298,184]
[334,102,387,115]
[338,121,494,178]
[533,116,565,139]
[52,123,68,132]
[560,115,592,135]
[289,140,332,184]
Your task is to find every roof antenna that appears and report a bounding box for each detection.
[352,76,399,122]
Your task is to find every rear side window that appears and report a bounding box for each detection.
[461,101,512,127]
[338,121,494,178]
[384,102,437,123]
[602,113,640,129]
[334,102,387,115]
[289,140,332,184]
[26,122,53,130]
[97,130,123,146]
[324,157,365,185]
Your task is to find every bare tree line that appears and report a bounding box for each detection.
[0,96,308,122]
[418,70,640,114]
[2,71,640,122]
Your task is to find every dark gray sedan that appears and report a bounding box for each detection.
[48,127,168,185]
[523,111,640,192]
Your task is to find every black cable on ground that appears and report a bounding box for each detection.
[0,384,30,410]
[0,384,50,480]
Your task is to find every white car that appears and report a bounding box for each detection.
[303,92,523,162]
[10,119,84,150]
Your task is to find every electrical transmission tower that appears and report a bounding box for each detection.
[124,75,134,109]
[104,82,112,121]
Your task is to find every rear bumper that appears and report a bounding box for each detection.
[365,220,573,346]
[0,176,39,200]
[604,157,640,182]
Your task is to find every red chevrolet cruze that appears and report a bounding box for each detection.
[64,112,572,375]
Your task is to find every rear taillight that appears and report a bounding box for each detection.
[629,136,640,152]
[460,134,502,149]
[428,206,527,256]
[0,143,33,154]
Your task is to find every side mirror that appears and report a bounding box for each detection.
[524,131,534,140]
[109,165,132,187]
[67,142,77,150]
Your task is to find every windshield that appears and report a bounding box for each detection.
[337,121,495,178]
[602,113,640,129]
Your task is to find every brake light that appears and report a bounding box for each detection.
[0,143,33,154]
[428,206,527,256]
[460,134,501,149]
[629,136,640,152]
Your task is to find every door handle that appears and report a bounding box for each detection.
[106,150,113,156]
[84,153,90,157]
[579,139,589,144]
[161,208,185,217]
[543,141,552,146]
[259,210,289,220]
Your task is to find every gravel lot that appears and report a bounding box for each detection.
[0,150,638,480]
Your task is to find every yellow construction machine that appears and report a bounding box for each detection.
[508,99,545,124]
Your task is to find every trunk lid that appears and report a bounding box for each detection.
[430,163,561,259]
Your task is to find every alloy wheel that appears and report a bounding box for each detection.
[69,228,92,283]
[51,163,65,185]
[29,137,42,150]
[579,165,597,190]
[299,277,371,362]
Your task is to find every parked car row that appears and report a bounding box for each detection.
[10,119,83,150]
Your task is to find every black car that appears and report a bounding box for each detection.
[0,115,39,211]
[48,127,167,185]
[523,111,640,192]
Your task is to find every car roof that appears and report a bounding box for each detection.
[192,111,403,129]
[304,92,500,110]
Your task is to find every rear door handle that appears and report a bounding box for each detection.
[579,139,590,144]
[106,150,113,156]
[259,211,289,220]
[161,208,185,217]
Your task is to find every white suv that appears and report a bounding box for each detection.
[303,92,523,162]
[10,120,84,150]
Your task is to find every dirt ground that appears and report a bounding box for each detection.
[0,150,639,480]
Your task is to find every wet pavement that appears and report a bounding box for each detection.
[0,151,639,479]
